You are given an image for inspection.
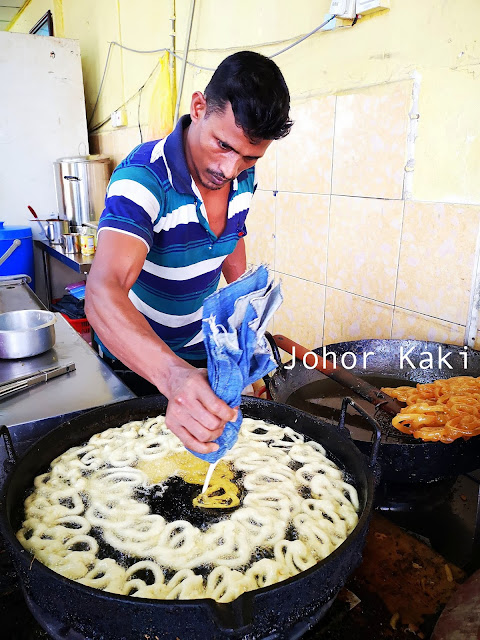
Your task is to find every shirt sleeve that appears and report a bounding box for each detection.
[97,165,165,250]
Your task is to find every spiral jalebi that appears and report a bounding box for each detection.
[381,377,480,443]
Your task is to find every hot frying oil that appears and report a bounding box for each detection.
[136,452,240,509]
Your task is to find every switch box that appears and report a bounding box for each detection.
[356,0,390,15]
[329,0,356,19]
[110,108,127,128]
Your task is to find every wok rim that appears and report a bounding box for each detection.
[0,396,375,610]
[0,309,57,333]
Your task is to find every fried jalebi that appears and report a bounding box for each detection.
[381,376,480,443]
[17,416,359,603]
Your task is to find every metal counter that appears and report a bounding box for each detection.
[34,239,94,275]
[0,277,135,448]
[34,239,95,308]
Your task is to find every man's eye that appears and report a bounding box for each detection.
[218,140,229,150]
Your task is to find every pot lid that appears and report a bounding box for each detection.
[54,154,110,164]
[0,222,33,240]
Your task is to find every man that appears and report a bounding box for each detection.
[85,51,292,455]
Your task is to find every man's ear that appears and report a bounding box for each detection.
[190,91,207,123]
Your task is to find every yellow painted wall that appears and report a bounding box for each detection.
[11,0,479,205]
[182,0,480,206]
[8,0,480,349]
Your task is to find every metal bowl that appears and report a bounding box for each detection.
[0,310,56,359]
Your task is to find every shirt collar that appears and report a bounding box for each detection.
[163,114,247,196]
[163,114,194,196]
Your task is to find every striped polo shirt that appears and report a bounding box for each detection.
[97,115,256,362]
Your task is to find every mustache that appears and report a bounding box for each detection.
[206,169,231,182]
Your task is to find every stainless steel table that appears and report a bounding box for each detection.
[34,239,94,274]
[34,239,95,308]
[0,277,135,449]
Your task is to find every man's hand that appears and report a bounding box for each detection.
[162,363,237,453]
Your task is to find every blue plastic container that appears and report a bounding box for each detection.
[0,222,35,290]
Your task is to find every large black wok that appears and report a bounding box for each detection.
[0,395,376,640]
[267,339,480,484]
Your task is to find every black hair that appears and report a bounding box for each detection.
[204,51,292,142]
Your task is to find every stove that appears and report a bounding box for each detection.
[2,470,479,640]
[2,411,480,640]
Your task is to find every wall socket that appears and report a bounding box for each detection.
[329,0,356,19]
[110,108,127,128]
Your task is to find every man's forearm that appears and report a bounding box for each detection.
[222,238,246,283]
[85,278,184,395]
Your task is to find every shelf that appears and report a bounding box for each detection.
[34,239,94,275]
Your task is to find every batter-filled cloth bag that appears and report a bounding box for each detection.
[190,265,282,463]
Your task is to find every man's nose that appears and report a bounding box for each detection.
[221,153,243,180]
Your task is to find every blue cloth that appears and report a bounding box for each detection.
[189,265,282,463]
[68,284,86,300]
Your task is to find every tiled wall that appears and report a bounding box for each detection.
[247,80,480,350]
[90,81,480,352]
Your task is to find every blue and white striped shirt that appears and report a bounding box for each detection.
[97,115,256,361]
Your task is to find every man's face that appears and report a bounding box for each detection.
[186,93,272,191]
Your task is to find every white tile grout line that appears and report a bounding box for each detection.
[274,139,278,194]
[323,94,338,347]
[464,214,480,347]
[272,191,277,334]
[390,198,407,339]
[273,142,277,275]
[272,143,278,335]
[403,70,421,201]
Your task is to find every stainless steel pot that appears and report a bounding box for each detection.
[0,310,56,359]
[62,233,81,253]
[44,219,69,245]
[53,155,111,228]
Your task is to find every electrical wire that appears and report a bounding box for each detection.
[138,85,143,143]
[110,43,212,70]
[109,13,336,68]
[88,14,337,133]
[87,45,209,130]
[89,60,160,134]
[269,15,336,58]
[87,42,113,128]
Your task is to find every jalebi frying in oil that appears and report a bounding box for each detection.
[381,376,480,443]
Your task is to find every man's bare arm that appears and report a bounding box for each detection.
[85,230,236,453]
[222,237,246,284]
